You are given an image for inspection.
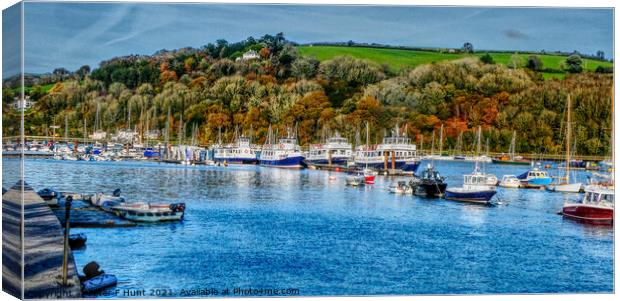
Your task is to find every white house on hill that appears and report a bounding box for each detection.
[240,50,260,61]
[11,96,35,110]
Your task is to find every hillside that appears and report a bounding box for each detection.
[2,35,613,157]
[298,46,613,79]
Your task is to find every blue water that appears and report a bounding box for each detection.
[2,158,614,296]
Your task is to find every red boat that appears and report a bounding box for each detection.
[562,186,614,225]
[363,169,376,184]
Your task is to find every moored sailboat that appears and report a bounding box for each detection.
[492,131,531,165]
[547,94,583,193]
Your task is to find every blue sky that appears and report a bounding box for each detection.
[2,3,614,76]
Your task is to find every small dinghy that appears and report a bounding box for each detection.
[69,233,87,249]
[499,175,521,188]
[389,181,413,194]
[345,172,366,186]
[37,188,59,206]
[93,189,125,211]
[363,168,376,184]
[37,187,59,200]
[82,274,118,293]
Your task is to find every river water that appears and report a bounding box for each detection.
[2,158,613,296]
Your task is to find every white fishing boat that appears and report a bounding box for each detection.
[213,136,259,164]
[111,202,186,222]
[213,128,259,164]
[305,132,352,167]
[499,175,521,188]
[547,95,583,193]
[259,126,304,168]
[354,124,421,173]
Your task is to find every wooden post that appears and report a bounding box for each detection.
[328,150,332,166]
[62,196,73,286]
[391,150,396,170]
[384,151,388,170]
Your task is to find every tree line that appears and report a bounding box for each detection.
[2,34,613,156]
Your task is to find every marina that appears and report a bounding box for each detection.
[2,157,613,296]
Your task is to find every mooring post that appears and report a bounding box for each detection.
[62,196,73,286]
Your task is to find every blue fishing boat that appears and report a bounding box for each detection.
[259,126,305,168]
[517,164,553,188]
[445,127,498,204]
[445,172,497,204]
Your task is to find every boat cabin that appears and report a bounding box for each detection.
[581,188,614,207]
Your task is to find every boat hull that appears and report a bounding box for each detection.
[354,160,420,172]
[214,157,258,165]
[114,209,184,222]
[445,189,497,204]
[523,177,553,188]
[562,204,613,225]
[82,274,118,293]
[414,183,447,198]
[304,157,349,166]
[492,159,531,165]
[547,182,583,193]
[345,176,365,186]
[260,156,305,169]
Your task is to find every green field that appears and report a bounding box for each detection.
[298,45,613,74]
[9,83,55,95]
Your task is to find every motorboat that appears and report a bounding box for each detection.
[410,164,447,198]
[561,186,613,225]
[111,202,186,222]
[516,164,553,188]
[389,181,413,194]
[499,175,521,188]
[445,173,497,204]
[345,172,366,186]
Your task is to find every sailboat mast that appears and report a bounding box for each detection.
[439,124,444,156]
[566,94,571,182]
[431,130,435,156]
[365,122,370,170]
[474,126,481,170]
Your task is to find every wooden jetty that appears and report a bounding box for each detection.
[2,181,82,299]
[307,164,414,176]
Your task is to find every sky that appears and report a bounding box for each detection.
[2,2,615,76]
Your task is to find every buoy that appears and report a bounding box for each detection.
[335,167,341,172]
